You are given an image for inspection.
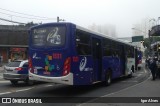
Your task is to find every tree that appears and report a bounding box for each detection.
[143,36,160,57]
[143,36,160,48]
[143,38,150,48]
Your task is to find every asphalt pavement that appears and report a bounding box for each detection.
[1,61,160,106]
[79,67,160,106]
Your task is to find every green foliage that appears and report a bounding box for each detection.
[143,36,160,48]
[143,36,160,57]
[143,38,150,48]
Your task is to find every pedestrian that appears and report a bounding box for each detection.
[149,57,157,80]
[145,58,149,68]
[156,59,160,78]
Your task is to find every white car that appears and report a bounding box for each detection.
[3,60,33,85]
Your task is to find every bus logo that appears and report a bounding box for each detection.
[79,57,87,71]
[33,53,41,59]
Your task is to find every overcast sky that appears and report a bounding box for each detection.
[0,0,160,37]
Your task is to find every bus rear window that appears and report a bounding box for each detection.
[32,26,66,47]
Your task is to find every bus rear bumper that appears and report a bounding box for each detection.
[29,72,73,85]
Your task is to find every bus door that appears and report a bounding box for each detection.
[92,38,102,81]
[121,45,126,75]
[135,48,138,71]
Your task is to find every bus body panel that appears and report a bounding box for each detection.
[30,50,69,77]
[29,23,74,83]
[29,22,136,85]
[29,71,73,85]
[72,56,94,85]
[103,56,124,79]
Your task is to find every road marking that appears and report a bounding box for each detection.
[15,87,34,92]
[101,76,151,99]
[121,81,138,83]
[0,92,12,95]
[44,84,54,87]
[0,87,35,96]
[136,74,142,77]
[78,74,151,106]
[102,76,151,97]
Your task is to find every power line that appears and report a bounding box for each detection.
[0,11,55,20]
[0,17,26,24]
[0,7,56,20]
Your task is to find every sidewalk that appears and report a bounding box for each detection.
[0,63,7,80]
[0,65,4,72]
[0,63,7,73]
[0,65,4,80]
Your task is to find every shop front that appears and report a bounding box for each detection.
[10,48,28,61]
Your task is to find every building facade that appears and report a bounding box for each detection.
[0,25,29,62]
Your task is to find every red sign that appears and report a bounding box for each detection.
[53,53,62,59]
[10,48,26,52]
[72,56,79,62]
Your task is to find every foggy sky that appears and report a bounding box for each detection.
[0,0,160,37]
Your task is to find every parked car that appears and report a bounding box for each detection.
[3,60,33,85]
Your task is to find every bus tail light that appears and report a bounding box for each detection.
[63,57,71,76]
[29,57,34,73]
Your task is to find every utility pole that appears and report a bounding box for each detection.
[57,16,65,22]
[57,16,59,22]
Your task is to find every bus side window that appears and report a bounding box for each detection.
[103,48,112,56]
[103,38,112,56]
[76,30,91,55]
[76,44,90,55]
[115,51,119,58]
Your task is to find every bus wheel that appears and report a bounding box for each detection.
[105,71,111,86]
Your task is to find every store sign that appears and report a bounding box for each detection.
[132,36,144,42]
[10,48,26,52]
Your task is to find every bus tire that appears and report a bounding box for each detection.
[105,70,112,86]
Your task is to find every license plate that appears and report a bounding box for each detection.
[6,69,13,71]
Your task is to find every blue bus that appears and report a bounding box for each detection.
[29,23,136,85]
[137,50,142,70]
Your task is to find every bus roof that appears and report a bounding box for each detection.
[76,25,135,47]
[30,22,135,48]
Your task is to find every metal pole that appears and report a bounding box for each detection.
[57,16,59,22]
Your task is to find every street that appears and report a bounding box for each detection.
[1,62,159,106]
[1,0,160,106]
